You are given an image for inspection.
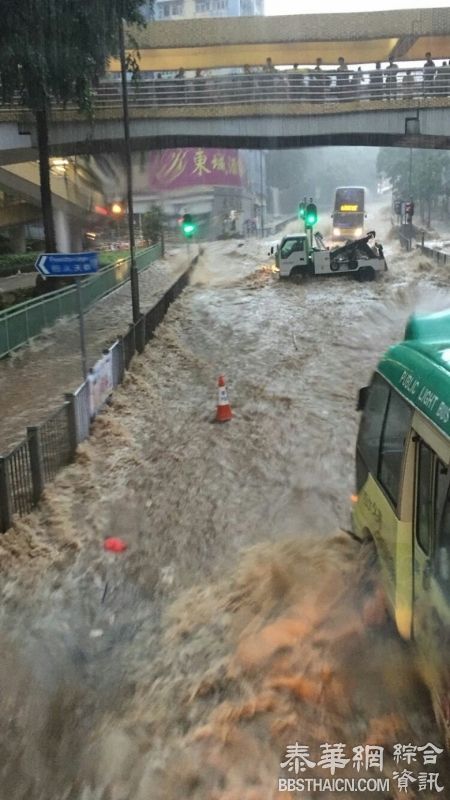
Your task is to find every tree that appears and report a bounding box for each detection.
[142,206,165,244]
[377,147,450,227]
[0,1,151,252]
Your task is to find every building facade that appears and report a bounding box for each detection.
[143,0,263,21]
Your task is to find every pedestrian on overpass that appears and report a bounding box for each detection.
[242,64,256,102]
[350,66,363,100]
[335,56,350,100]
[289,63,305,101]
[312,57,327,101]
[369,61,383,100]
[261,56,276,99]
[175,67,186,104]
[402,69,415,98]
[423,52,436,95]
[385,57,399,99]
[436,61,450,96]
[194,68,207,102]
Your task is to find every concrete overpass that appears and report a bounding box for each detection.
[1,89,450,162]
[112,6,450,71]
[1,7,450,165]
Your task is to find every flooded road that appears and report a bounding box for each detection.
[1,216,450,799]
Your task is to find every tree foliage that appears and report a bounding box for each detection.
[142,206,165,243]
[0,0,152,251]
[377,147,450,225]
[0,0,149,110]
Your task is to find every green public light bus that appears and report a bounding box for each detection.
[352,309,450,746]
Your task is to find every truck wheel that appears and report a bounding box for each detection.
[290,266,305,280]
[357,266,376,282]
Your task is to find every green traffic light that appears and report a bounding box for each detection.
[305,203,318,227]
[183,223,195,236]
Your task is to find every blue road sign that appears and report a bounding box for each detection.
[35,252,99,278]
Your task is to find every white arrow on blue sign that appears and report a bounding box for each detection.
[35,252,99,278]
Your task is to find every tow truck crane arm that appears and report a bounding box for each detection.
[330,231,378,262]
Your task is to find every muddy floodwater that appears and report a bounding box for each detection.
[1,212,450,799]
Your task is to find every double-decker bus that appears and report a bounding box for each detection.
[332,186,366,241]
[352,309,450,747]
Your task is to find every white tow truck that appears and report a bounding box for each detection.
[270,230,387,282]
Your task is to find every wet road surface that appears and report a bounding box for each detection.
[0,219,450,799]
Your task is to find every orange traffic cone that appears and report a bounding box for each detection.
[215,375,232,422]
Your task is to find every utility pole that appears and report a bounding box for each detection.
[260,150,265,239]
[408,148,413,198]
[408,148,413,250]
[119,17,140,324]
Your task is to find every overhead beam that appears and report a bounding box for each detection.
[389,34,419,61]
[110,38,398,70]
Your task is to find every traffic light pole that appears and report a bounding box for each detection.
[119,18,140,325]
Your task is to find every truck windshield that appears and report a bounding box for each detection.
[280,238,304,258]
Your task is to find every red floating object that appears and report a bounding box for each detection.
[103,537,128,553]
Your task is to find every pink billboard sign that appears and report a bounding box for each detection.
[148,148,245,190]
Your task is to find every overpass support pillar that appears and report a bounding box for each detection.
[9,224,26,253]
[55,209,83,252]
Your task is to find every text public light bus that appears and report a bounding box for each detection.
[352,309,450,747]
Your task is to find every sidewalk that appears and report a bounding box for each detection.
[0,273,36,293]
[0,249,188,453]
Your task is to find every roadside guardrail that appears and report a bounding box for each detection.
[0,244,162,359]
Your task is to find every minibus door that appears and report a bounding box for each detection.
[413,440,435,642]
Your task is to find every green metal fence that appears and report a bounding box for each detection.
[0,244,162,358]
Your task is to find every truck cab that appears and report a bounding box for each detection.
[275,235,312,278]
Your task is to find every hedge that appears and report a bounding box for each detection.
[0,254,38,277]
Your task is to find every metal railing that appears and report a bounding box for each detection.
[93,69,450,106]
[1,68,448,113]
[0,243,162,359]
[420,240,450,265]
[0,259,194,533]
[1,69,450,117]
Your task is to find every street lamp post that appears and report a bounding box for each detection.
[119,17,140,324]
[260,150,265,239]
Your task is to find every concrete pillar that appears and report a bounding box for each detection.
[54,208,71,252]
[54,209,83,252]
[9,224,26,253]
[69,217,83,252]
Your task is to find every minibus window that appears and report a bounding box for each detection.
[379,390,413,507]
[416,442,433,555]
[357,374,390,477]
[435,471,450,597]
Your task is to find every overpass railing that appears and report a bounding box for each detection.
[84,68,450,107]
[0,68,449,113]
[0,244,161,358]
